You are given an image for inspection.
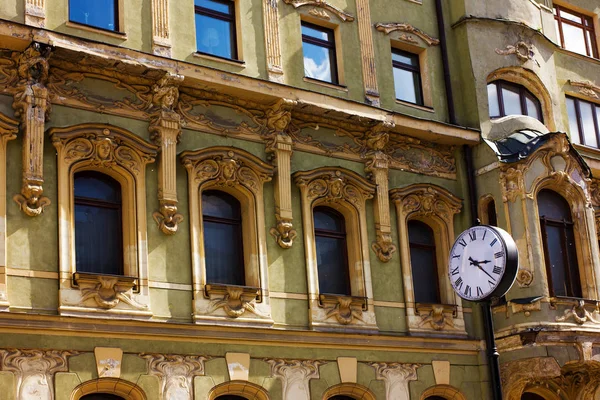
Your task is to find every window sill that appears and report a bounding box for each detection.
[193,52,246,68]
[303,77,348,92]
[66,21,127,40]
[414,302,458,317]
[556,46,600,65]
[395,99,434,112]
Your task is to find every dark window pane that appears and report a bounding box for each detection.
[566,97,580,144]
[202,191,244,286]
[393,68,422,104]
[69,0,118,31]
[195,0,231,14]
[215,396,247,400]
[544,224,569,296]
[74,172,123,275]
[521,393,547,400]
[487,199,498,227]
[329,396,356,400]
[195,13,234,59]
[314,207,350,295]
[538,190,572,221]
[408,220,440,304]
[392,51,418,67]
[580,100,598,147]
[488,83,500,117]
[81,394,125,400]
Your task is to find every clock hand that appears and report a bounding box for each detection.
[479,260,491,265]
[475,264,496,281]
[468,256,480,266]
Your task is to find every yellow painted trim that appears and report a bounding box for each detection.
[7,268,58,279]
[270,292,309,300]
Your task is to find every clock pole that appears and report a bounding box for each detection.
[482,299,502,400]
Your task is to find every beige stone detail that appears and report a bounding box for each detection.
[226,353,250,381]
[282,0,355,22]
[375,23,440,46]
[293,167,377,331]
[569,80,600,99]
[495,41,536,63]
[365,123,396,262]
[181,147,274,326]
[390,184,466,335]
[0,348,78,400]
[370,362,420,400]
[263,0,284,82]
[208,381,270,399]
[24,0,46,28]
[72,378,146,400]
[356,0,379,105]
[501,357,561,400]
[151,0,172,56]
[336,357,357,383]
[94,347,123,378]
[141,353,209,400]
[265,358,325,400]
[49,124,158,319]
[150,73,184,235]
[431,360,450,385]
[12,43,52,217]
[0,113,18,311]
[510,299,542,317]
[265,99,297,248]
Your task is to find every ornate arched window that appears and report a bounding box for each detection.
[314,206,351,296]
[488,80,543,122]
[81,395,126,400]
[322,383,376,400]
[521,393,547,400]
[74,171,123,276]
[408,220,440,304]
[215,396,248,400]
[202,190,245,286]
[537,189,582,297]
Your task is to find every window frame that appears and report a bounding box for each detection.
[301,21,340,85]
[194,0,239,61]
[407,219,441,305]
[488,80,543,122]
[391,48,424,106]
[67,0,124,35]
[553,4,599,59]
[566,95,600,148]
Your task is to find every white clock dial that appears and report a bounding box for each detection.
[448,226,507,301]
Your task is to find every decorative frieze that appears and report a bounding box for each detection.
[356,0,379,105]
[282,0,355,22]
[0,348,78,400]
[555,299,600,325]
[141,353,210,400]
[151,0,172,56]
[569,79,600,99]
[263,0,284,82]
[370,362,420,400]
[375,22,439,46]
[265,358,325,400]
[150,72,184,235]
[12,43,52,217]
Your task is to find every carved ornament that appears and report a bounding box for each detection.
[510,299,541,317]
[390,184,462,223]
[309,7,330,20]
[265,358,326,400]
[141,353,210,400]
[500,165,525,203]
[386,134,456,177]
[375,22,439,46]
[319,294,367,325]
[204,284,269,319]
[68,273,148,310]
[500,357,561,400]
[0,348,79,400]
[282,0,355,22]
[495,41,536,63]
[591,178,600,207]
[416,304,456,331]
[555,299,600,325]
[370,362,420,400]
[569,80,600,99]
[263,98,296,137]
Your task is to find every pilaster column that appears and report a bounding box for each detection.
[364,123,396,262]
[12,43,52,217]
[141,353,209,400]
[370,362,420,400]
[265,99,297,248]
[356,0,379,105]
[263,0,284,82]
[265,359,325,400]
[24,0,46,28]
[0,349,78,400]
[150,73,184,235]
[151,0,172,56]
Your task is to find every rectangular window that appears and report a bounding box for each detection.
[69,0,119,32]
[566,96,600,148]
[301,22,339,85]
[392,49,423,106]
[554,5,598,58]
[195,0,237,60]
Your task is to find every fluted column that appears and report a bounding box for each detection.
[356,0,379,105]
[263,0,284,82]
[24,0,46,27]
[265,359,325,400]
[151,0,172,56]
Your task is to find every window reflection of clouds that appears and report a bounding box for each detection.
[303,44,332,82]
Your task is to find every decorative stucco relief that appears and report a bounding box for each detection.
[0,348,79,400]
[263,0,284,81]
[501,357,561,400]
[375,22,440,46]
[141,353,210,400]
[555,299,600,325]
[67,273,148,311]
[265,359,325,400]
[569,80,600,99]
[204,284,270,319]
[495,41,536,63]
[25,0,46,28]
[370,362,420,400]
[151,0,172,56]
[282,0,355,22]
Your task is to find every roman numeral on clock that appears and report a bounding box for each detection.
[464,285,472,297]
[469,231,476,241]
[458,238,467,247]
[477,286,484,297]
[455,277,463,290]
[489,238,497,247]
[451,267,459,276]
[493,266,502,274]
[494,251,504,259]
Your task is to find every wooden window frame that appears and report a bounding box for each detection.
[391,48,424,106]
[566,96,600,148]
[301,21,340,85]
[554,4,599,59]
[488,80,543,122]
[194,0,238,60]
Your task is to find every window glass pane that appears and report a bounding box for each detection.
[487,199,498,226]
[560,9,582,24]
[393,67,421,104]
[303,41,333,82]
[500,87,522,116]
[408,221,439,304]
[302,24,331,42]
[316,235,350,295]
[544,224,569,297]
[329,396,356,400]
[195,0,231,14]
[565,227,582,297]
[579,101,598,147]
[75,204,122,275]
[195,13,234,59]
[538,190,572,221]
[487,83,500,117]
[314,209,344,232]
[203,220,245,285]
[81,394,126,400]
[566,97,580,144]
[202,191,240,220]
[74,173,121,203]
[525,95,541,121]
[562,24,588,56]
[586,31,596,57]
[392,51,418,67]
[69,0,117,31]
[408,221,434,245]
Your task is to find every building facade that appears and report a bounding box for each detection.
[0,0,598,399]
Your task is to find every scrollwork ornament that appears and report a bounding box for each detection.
[323,296,364,325]
[397,186,460,222]
[501,166,524,203]
[495,41,536,63]
[263,98,296,135]
[556,300,600,325]
[516,268,534,287]
[265,358,326,400]
[151,72,184,112]
[371,232,396,263]
[205,285,269,318]
[375,22,439,46]
[298,170,374,208]
[153,200,184,235]
[281,0,355,21]
[418,305,454,330]
[269,214,297,249]
[140,353,210,400]
[66,275,148,310]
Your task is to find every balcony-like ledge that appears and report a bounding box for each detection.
[318,293,367,325]
[415,303,457,331]
[204,283,262,318]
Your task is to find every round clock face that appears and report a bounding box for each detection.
[448,226,517,301]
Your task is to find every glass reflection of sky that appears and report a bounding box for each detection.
[303,43,332,83]
[195,14,233,59]
[70,0,117,31]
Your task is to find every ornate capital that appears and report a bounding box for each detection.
[0,348,79,400]
[140,353,210,400]
[281,0,355,22]
[363,122,393,153]
[264,98,296,136]
[390,184,461,222]
[370,362,420,400]
[151,72,184,112]
[375,22,439,46]
[265,359,326,400]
